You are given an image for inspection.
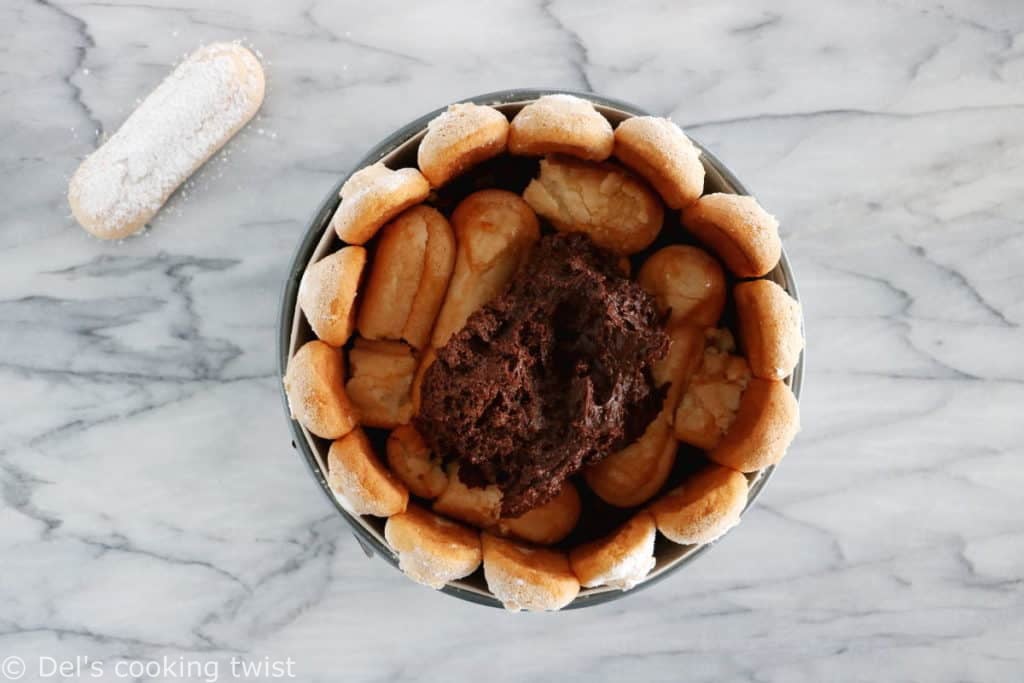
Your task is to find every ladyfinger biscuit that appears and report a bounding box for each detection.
[386,425,448,500]
[709,378,800,472]
[584,414,676,508]
[283,340,358,440]
[418,103,509,188]
[384,503,481,589]
[329,163,430,245]
[569,510,657,590]
[298,246,366,347]
[345,338,417,429]
[433,463,503,529]
[734,279,804,380]
[401,209,457,349]
[411,347,437,416]
[508,94,614,161]
[652,323,706,419]
[613,116,704,209]
[681,193,781,278]
[650,465,747,545]
[356,208,428,342]
[327,428,408,517]
[357,205,456,348]
[69,43,265,239]
[522,156,664,255]
[495,482,582,546]
[431,190,540,347]
[481,534,580,612]
[674,329,751,450]
[637,245,726,327]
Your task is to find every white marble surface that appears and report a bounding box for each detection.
[1,0,1022,681]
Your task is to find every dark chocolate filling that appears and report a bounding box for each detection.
[415,232,668,517]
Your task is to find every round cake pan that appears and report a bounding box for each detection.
[278,88,804,609]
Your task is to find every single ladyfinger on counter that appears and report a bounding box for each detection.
[69,42,265,239]
[330,163,430,245]
[613,116,704,209]
[508,94,614,160]
[418,103,509,188]
[682,193,781,278]
[282,340,358,440]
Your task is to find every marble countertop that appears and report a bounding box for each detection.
[3,1,1022,681]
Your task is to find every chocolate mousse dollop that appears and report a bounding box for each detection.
[415,232,668,517]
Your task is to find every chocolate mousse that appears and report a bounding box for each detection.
[415,233,668,517]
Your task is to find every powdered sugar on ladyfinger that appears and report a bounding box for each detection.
[68,42,265,239]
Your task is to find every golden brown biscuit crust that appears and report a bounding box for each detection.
[330,163,430,245]
[584,414,676,508]
[569,510,657,589]
[298,246,366,347]
[384,503,481,589]
[430,190,540,347]
[613,116,704,209]
[432,463,503,528]
[709,378,800,472]
[495,482,582,545]
[682,193,781,278]
[508,94,614,161]
[283,340,358,439]
[327,428,408,517]
[386,425,448,500]
[481,533,581,612]
[650,464,748,545]
[637,245,726,327]
[418,103,509,188]
[734,279,804,380]
[522,156,664,255]
[345,338,417,429]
